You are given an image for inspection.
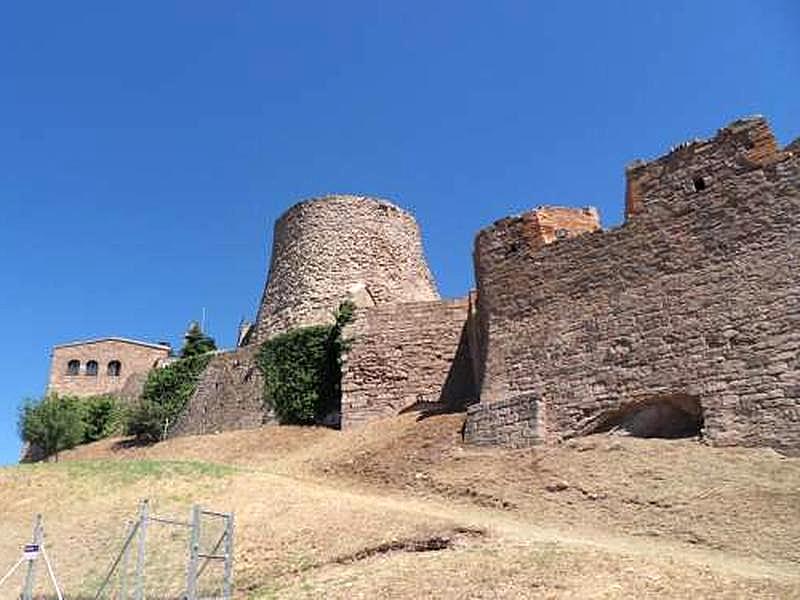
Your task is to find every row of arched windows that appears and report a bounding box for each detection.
[66,360,122,377]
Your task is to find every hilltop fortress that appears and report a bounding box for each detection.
[171,116,799,455]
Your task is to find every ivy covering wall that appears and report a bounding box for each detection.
[256,302,354,425]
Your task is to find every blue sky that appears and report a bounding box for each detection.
[1,1,797,464]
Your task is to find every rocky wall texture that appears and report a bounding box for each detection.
[253,195,439,342]
[463,393,540,447]
[169,345,271,437]
[340,298,475,428]
[470,117,800,455]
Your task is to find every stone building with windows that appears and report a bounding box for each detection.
[47,337,171,398]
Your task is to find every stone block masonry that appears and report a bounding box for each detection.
[468,117,800,454]
[170,345,271,437]
[341,298,476,428]
[463,394,540,448]
[165,115,799,457]
[48,337,171,399]
[252,195,439,342]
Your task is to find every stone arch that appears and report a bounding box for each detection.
[587,393,704,439]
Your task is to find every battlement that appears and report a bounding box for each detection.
[625,116,786,220]
[475,205,600,266]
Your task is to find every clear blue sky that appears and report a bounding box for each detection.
[1,1,797,464]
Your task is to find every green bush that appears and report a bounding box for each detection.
[257,301,354,425]
[18,394,85,461]
[181,321,217,358]
[126,354,212,442]
[82,394,126,442]
[18,393,125,460]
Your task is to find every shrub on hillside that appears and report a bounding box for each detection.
[82,394,126,442]
[257,301,354,425]
[18,394,84,461]
[126,354,212,442]
[181,321,217,358]
[17,393,124,460]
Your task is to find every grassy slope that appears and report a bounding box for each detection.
[0,413,798,598]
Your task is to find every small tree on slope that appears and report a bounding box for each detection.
[181,321,217,358]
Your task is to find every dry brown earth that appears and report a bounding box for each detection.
[1,413,798,598]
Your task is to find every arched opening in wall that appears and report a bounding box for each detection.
[85,360,98,376]
[66,360,80,376]
[107,360,122,377]
[589,393,703,439]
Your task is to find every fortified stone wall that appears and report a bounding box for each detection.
[470,206,601,393]
[341,298,475,428]
[170,345,271,437]
[48,338,171,398]
[252,195,439,342]
[468,117,800,454]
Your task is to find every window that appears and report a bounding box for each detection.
[67,360,80,376]
[107,360,122,377]
[693,176,707,192]
[86,360,98,376]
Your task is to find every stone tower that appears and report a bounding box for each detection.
[252,194,439,342]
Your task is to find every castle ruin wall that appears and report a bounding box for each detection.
[468,117,800,455]
[341,298,476,428]
[170,345,271,437]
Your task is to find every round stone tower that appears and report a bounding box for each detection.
[252,194,439,342]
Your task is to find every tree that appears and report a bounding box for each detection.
[18,394,85,461]
[181,321,217,358]
[126,354,212,442]
[82,394,125,442]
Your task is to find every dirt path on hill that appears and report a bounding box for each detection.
[242,467,800,585]
[55,416,800,596]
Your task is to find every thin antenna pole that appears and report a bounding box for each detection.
[201,307,207,332]
[40,546,64,600]
[186,504,201,600]
[222,512,235,599]
[134,500,149,600]
[22,514,43,600]
[93,520,140,600]
[120,520,133,600]
[0,557,25,587]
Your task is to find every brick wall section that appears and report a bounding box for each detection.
[470,117,800,455]
[463,394,540,447]
[169,345,272,437]
[252,195,439,342]
[340,298,475,428]
[48,339,170,397]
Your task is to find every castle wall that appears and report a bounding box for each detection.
[468,118,800,455]
[463,393,541,448]
[48,338,170,398]
[341,298,475,428]
[252,195,439,342]
[169,345,271,437]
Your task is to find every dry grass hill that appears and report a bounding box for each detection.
[1,412,798,598]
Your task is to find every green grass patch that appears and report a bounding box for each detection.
[8,459,235,485]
